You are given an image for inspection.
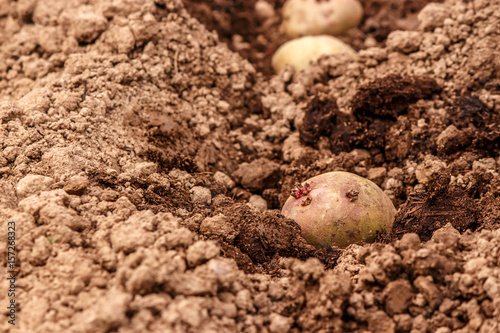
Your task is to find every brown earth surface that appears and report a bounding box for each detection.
[0,0,500,332]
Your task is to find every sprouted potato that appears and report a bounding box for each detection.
[282,171,396,248]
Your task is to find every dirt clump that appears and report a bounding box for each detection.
[181,0,288,76]
[360,0,444,41]
[392,173,479,241]
[351,75,442,121]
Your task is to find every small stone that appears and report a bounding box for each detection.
[350,149,371,164]
[436,125,466,153]
[171,269,217,296]
[255,0,275,21]
[367,167,387,185]
[384,279,414,315]
[235,289,255,311]
[439,298,458,314]
[413,293,427,307]
[29,236,51,266]
[394,314,412,332]
[382,178,402,193]
[418,3,450,31]
[387,167,404,178]
[60,5,107,43]
[64,175,90,195]
[367,310,395,333]
[463,257,487,274]
[411,314,428,333]
[135,162,158,177]
[397,233,421,251]
[248,194,268,212]
[386,30,422,53]
[125,265,156,294]
[105,25,135,54]
[232,158,280,191]
[269,313,293,333]
[3,146,21,162]
[101,188,119,202]
[164,228,195,249]
[199,214,237,242]
[84,290,131,331]
[213,171,235,189]
[207,258,239,287]
[186,240,220,267]
[191,186,211,205]
[472,158,496,172]
[0,154,8,167]
[176,298,203,327]
[282,133,309,162]
[168,169,194,185]
[268,282,286,301]
[483,277,500,300]
[415,155,446,185]
[431,223,460,249]
[413,276,442,309]
[16,174,54,198]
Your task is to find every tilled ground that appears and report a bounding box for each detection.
[0,0,499,332]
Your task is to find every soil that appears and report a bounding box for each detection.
[0,0,499,332]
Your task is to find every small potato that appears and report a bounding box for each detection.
[272,35,356,73]
[281,171,396,248]
[282,0,364,38]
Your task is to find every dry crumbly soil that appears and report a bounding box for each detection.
[0,0,499,332]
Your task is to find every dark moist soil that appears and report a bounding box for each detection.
[392,173,479,241]
[300,75,442,154]
[181,0,288,76]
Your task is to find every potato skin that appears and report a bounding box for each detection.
[281,171,396,248]
[271,35,356,73]
[282,0,364,38]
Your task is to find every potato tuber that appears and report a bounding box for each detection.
[272,35,356,73]
[281,171,396,248]
[282,0,364,38]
